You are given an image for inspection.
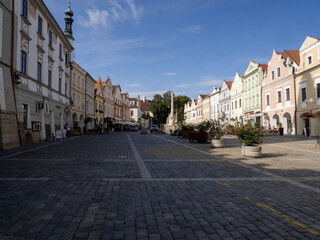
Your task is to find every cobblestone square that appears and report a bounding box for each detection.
[1,133,320,239]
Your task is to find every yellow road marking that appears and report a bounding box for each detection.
[215,181,320,239]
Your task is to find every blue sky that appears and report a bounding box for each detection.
[45,0,320,99]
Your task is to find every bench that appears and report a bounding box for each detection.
[188,132,208,143]
[178,130,194,139]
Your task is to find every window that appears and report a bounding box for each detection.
[131,110,133,116]
[239,99,241,108]
[286,88,290,101]
[22,0,28,18]
[271,71,275,80]
[317,83,320,99]
[65,52,69,66]
[235,100,237,109]
[82,97,84,109]
[59,44,62,57]
[38,16,42,35]
[232,102,233,110]
[82,79,84,90]
[277,67,281,77]
[277,91,282,103]
[59,77,62,92]
[49,30,52,46]
[77,76,80,88]
[48,70,52,87]
[256,94,259,106]
[21,51,27,74]
[65,82,68,95]
[32,122,41,132]
[301,87,306,102]
[22,104,28,128]
[37,62,41,81]
[72,93,75,102]
[77,96,80,107]
[72,73,75,86]
[266,95,270,106]
[307,55,312,65]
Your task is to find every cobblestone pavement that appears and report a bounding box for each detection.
[1,133,320,240]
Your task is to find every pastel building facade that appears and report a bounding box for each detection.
[103,77,114,121]
[196,95,205,122]
[94,77,104,126]
[129,96,141,122]
[243,61,267,126]
[85,73,95,130]
[295,36,320,136]
[219,81,232,122]
[202,95,211,121]
[209,87,220,120]
[71,61,85,130]
[261,49,299,134]
[184,99,197,124]
[230,72,243,123]
[113,85,122,122]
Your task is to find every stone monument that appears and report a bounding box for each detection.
[165,91,177,134]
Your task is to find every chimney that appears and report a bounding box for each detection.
[143,96,146,102]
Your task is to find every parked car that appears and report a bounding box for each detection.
[150,125,159,133]
[130,125,138,131]
[73,126,81,136]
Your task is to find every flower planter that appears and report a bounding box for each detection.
[241,145,262,158]
[211,139,224,148]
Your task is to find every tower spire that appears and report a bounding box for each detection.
[64,0,74,39]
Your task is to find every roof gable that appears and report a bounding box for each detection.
[299,36,320,52]
[244,60,259,76]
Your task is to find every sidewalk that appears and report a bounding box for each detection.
[159,134,320,172]
[0,136,81,160]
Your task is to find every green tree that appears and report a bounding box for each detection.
[150,94,170,124]
[174,95,190,123]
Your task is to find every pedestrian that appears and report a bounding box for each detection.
[66,123,71,137]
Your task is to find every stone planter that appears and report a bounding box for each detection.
[211,139,224,148]
[241,145,262,158]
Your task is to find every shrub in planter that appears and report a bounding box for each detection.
[196,120,211,133]
[208,119,226,148]
[235,123,264,157]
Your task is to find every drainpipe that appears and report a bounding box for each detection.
[10,0,22,146]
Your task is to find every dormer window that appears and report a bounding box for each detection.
[307,55,312,65]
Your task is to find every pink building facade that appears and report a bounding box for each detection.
[261,49,300,134]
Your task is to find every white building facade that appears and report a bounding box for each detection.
[230,72,244,124]
[13,0,74,145]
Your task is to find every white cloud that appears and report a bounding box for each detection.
[197,76,224,86]
[178,25,202,34]
[80,0,143,28]
[126,0,143,22]
[127,83,141,87]
[80,9,109,28]
[162,73,178,76]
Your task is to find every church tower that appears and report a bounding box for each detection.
[64,0,74,44]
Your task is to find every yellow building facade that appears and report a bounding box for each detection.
[295,36,320,136]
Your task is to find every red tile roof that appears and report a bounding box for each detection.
[260,64,268,72]
[199,94,208,99]
[140,100,151,112]
[225,81,233,89]
[94,76,101,90]
[284,50,300,65]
